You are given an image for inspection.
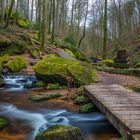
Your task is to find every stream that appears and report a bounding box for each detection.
[0,75,119,140]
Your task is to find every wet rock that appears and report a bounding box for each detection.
[35,125,84,140]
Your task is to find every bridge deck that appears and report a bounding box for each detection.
[85,84,140,140]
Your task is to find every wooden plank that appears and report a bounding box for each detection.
[85,84,140,140]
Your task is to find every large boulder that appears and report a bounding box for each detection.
[5,56,27,72]
[114,50,128,63]
[33,55,97,86]
[35,125,84,140]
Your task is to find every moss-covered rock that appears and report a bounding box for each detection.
[33,55,97,86]
[134,62,140,68]
[17,19,30,28]
[65,49,75,57]
[32,81,46,88]
[74,96,90,105]
[35,125,84,140]
[47,84,60,90]
[29,94,61,102]
[5,56,27,72]
[0,118,8,130]
[79,103,94,113]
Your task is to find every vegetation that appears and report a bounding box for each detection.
[0,118,8,130]
[5,56,27,72]
[79,103,94,113]
[35,125,84,140]
[130,86,140,93]
[29,94,61,102]
[47,84,60,90]
[33,55,97,86]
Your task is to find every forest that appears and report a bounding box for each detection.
[0,0,140,140]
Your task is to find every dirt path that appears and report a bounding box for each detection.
[98,71,140,87]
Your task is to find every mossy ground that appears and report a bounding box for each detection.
[35,125,84,140]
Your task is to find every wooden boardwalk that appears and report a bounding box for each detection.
[85,84,140,140]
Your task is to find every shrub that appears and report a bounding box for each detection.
[79,103,94,113]
[64,35,76,46]
[6,56,27,72]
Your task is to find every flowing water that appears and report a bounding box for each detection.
[0,75,119,140]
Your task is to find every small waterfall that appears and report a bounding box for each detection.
[1,75,37,91]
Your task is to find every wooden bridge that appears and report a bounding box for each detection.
[85,84,140,140]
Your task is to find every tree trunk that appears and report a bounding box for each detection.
[103,0,108,59]
[41,0,46,48]
[51,0,55,44]
[5,0,15,28]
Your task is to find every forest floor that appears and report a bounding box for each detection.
[98,71,140,88]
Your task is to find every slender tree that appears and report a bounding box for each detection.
[5,0,15,28]
[41,0,46,47]
[103,0,108,59]
[51,0,55,44]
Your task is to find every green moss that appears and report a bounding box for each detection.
[29,94,61,102]
[47,84,60,90]
[0,59,2,72]
[120,137,125,140]
[100,67,140,77]
[134,62,140,68]
[33,55,97,86]
[2,54,10,63]
[17,19,30,28]
[65,49,75,57]
[130,86,140,93]
[74,96,90,105]
[32,81,46,88]
[79,103,94,113]
[6,56,27,72]
[35,125,84,140]
[0,118,8,130]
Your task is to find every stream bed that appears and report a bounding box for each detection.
[0,75,120,140]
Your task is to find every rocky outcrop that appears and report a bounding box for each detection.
[35,125,84,140]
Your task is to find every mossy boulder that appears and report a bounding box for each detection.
[5,56,27,72]
[65,49,75,57]
[33,55,97,86]
[29,94,61,102]
[32,81,46,88]
[0,118,8,130]
[134,62,140,68]
[0,54,10,73]
[35,125,84,140]
[47,84,60,90]
[74,96,90,105]
[17,19,30,28]
[79,103,94,113]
